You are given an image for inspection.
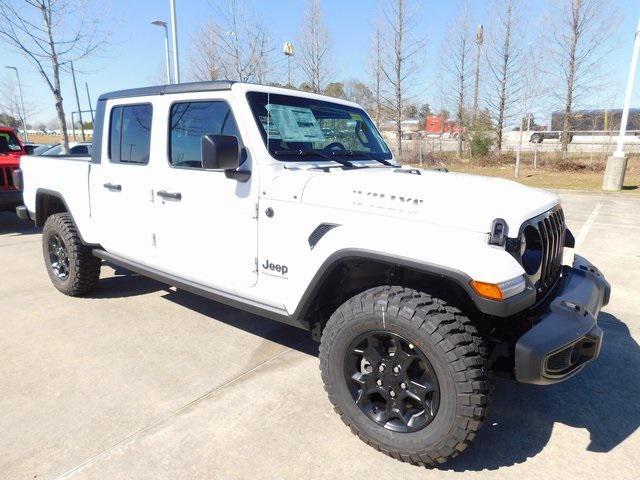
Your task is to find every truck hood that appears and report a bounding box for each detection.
[271,166,559,235]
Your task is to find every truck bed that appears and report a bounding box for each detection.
[20,155,95,240]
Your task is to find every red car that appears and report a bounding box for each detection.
[0,126,24,212]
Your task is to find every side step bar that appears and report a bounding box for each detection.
[92,249,304,330]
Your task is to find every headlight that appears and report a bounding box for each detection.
[470,275,527,301]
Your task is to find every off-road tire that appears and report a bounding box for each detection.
[42,213,101,296]
[319,286,490,467]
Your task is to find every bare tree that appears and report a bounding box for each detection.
[443,2,473,159]
[189,19,220,81]
[380,0,425,157]
[0,0,108,152]
[297,0,331,93]
[369,14,384,126]
[190,0,274,84]
[0,73,38,130]
[545,0,619,158]
[471,24,483,123]
[485,0,525,152]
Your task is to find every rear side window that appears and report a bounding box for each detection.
[109,104,153,164]
[169,101,239,168]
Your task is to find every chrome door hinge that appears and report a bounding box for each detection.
[152,233,157,247]
[253,257,258,273]
[253,203,259,219]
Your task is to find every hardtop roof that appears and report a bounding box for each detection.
[98,80,236,101]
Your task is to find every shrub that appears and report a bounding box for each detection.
[470,130,493,157]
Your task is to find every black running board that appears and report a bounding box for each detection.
[92,249,304,330]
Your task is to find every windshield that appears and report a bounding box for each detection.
[0,132,22,153]
[246,91,392,161]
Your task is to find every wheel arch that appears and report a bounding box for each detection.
[35,188,70,228]
[292,249,482,339]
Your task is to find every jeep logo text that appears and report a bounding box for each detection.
[262,259,288,276]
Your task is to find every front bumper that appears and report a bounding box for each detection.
[514,255,610,385]
[0,190,22,212]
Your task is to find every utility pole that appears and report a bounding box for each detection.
[4,66,28,141]
[169,0,180,83]
[603,15,640,191]
[472,24,483,124]
[85,82,94,125]
[152,20,172,84]
[70,62,85,141]
[283,42,294,87]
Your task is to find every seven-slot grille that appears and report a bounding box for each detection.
[1,166,17,190]
[536,208,566,295]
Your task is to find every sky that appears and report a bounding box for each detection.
[1,0,639,126]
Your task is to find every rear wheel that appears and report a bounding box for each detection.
[42,213,101,296]
[319,286,490,467]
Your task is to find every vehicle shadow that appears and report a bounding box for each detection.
[0,212,39,236]
[161,287,317,356]
[86,272,639,469]
[443,312,640,471]
[88,271,170,299]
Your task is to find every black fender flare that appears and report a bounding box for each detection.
[291,248,535,323]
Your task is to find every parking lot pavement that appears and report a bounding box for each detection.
[1,190,639,480]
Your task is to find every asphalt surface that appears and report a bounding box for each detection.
[1,190,639,480]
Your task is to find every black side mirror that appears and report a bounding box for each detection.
[201,134,251,182]
[201,134,240,170]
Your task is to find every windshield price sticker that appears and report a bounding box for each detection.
[265,104,326,142]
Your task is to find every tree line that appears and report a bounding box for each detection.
[0,0,619,158]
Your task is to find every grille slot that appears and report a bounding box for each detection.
[1,167,17,190]
[535,208,566,296]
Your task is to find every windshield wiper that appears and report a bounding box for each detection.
[330,150,394,166]
[274,149,354,168]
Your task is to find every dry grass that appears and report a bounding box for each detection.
[406,153,640,194]
[24,133,92,145]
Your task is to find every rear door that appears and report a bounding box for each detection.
[89,101,157,264]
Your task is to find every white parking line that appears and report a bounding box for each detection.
[575,203,602,249]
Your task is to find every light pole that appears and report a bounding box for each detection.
[70,61,85,141]
[152,20,172,84]
[4,66,28,142]
[283,42,294,87]
[603,16,640,191]
[169,0,180,83]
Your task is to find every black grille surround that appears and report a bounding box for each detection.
[513,206,566,301]
[1,166,17,190]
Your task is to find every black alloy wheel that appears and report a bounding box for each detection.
[48,233,70,280]
[344,331,440,433]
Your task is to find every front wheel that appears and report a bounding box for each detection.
[319,286,490,467]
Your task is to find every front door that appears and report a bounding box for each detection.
[153,98,258,290]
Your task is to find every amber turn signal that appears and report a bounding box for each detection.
[470,280,504,301]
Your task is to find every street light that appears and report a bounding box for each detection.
[151,20,172,84]
[603,16,640,191]
[169,0,180,83]
[4,66,28,142]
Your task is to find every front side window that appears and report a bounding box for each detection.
[109,104,152,164]
[246,91,391,161]
[169,101,239,168]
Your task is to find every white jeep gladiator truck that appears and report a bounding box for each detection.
[16,81,610,467]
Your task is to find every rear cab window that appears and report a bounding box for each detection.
[109,104,153,164]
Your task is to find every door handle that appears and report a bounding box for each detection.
[103,182,122,191]
[157,190,182,201]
